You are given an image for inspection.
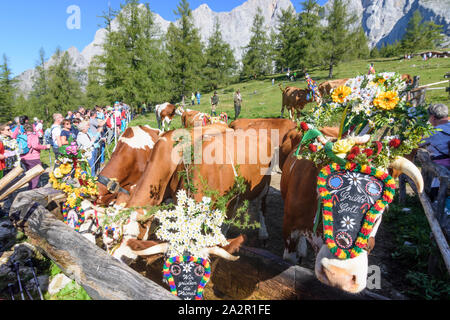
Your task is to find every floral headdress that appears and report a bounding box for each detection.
[296,72,436,169]
[296,72,436,260]
[154,189,228,259]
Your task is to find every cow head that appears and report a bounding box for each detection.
[175,105,185,116]
[314,156,423,293]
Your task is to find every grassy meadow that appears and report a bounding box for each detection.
[133,54,450,126]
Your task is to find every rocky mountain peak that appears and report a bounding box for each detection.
[14,0,449,96]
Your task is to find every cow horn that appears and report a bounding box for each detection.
[390,156,424,193]
[205,246,240,261]
[131,243,169,256]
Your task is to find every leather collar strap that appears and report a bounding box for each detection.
[97,175,130,195]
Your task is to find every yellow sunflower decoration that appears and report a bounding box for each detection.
[60,163,72,175]
[373,91,399,111]
[332,86,352,104]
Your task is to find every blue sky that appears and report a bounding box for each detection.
[0,0,328,77]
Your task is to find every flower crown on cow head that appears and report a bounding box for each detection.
[297,72,436,170]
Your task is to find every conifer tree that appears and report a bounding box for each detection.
[85,57,109,107]
[296,0,323,70]
[320,0,357,78]
[273,7,299,72]
[98,0,171,106]
[241,8,271,79]
[350,26,370,59]
[166,0,205,102]
[29,48,51,120]
[46,48,83,117]
[203,18,237,91]
[401,10,443,53]
[0,55,17,122]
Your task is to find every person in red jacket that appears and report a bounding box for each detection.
[0,140,5,179]
[21,124,51,189]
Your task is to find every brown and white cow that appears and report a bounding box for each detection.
[318,78,350,98]
[125,124,274,212]
[182,110,228,128]
[280,85,319,120]
[280,131,424,293]
[96,125,162,206]
[155,103,184,131]
[181,109,203,128]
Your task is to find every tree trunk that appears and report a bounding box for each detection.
[9,188,178,301]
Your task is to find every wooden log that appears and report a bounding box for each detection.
[0,166,24,193]
[0,165,44,201]
[9,188,178,300]
[207,246,388,300]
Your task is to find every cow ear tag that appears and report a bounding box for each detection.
[317,163,395,259]
[163,256,211,300]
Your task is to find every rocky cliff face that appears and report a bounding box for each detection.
[322,0,450,48]
[15,0,449,95]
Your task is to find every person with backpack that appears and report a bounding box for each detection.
[11,117,24,140]
[20,124,50,189]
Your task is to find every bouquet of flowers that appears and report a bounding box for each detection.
[49,141,98,229]
[297,72,436,169]
[0,136,21,170]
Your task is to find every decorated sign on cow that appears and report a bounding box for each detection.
[318,162,395,259]
[154,190,230,300]
[295,71,436,260]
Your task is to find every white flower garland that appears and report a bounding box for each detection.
[155,190,228,258]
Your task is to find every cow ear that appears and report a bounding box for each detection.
[223,234,246,255]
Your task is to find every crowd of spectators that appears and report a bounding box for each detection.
[0,102,132,190]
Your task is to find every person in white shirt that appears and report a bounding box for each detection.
[76,121,96,176]
[50,113,63,157]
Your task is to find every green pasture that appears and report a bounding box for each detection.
[133,54,450,128]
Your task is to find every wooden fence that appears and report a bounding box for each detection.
[398,149,450,274]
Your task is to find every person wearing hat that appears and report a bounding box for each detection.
[234,89,243,120]
[210,91,219,117]
[424,103,449,169]
[422,103,450,202]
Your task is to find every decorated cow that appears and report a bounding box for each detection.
[155,103,184,131]
[115,190,244,300]
[281,72,435,293]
